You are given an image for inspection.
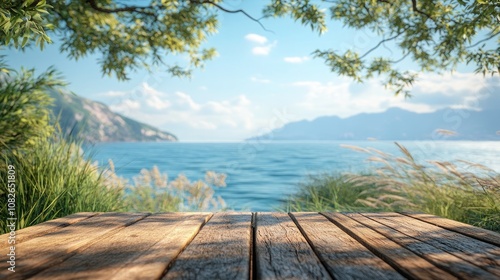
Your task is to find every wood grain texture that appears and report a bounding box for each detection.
[400,212,500,247]
[255,212,331,280]
[0,212,99,243]
[291,212,405,280]
[0,212,147,280]
[111,212,212,280]
[322,212,458,280]
[163,212,252,280]
[30,213,211,280]
[364,212,500,277]
[1,212,497,280]
[351,212,498,279]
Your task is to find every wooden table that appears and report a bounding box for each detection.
[1,212,499,279]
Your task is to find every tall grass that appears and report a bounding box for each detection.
[0,135,229,234]
[116,165,228,212]
[287,143,500,232]
[0,135,124,232]
[285,173,376,212]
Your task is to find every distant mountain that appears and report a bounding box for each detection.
[248,108,500,141]
[49,90,177,143]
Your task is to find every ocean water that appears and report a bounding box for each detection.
[90,141,500,211]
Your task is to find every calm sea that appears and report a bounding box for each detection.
[90,141,500,211]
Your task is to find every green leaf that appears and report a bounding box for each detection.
[21,36,29,47]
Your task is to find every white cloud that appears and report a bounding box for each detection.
[252,46,271,55]
[238,95,251,106]
[290,73,491,120]
[251,41,276,56]
[245,33,276,56]
[100,73,495,141]
[126,82,171,110]
[245,33,268,44]
[413,72,486,94]
[104,83,256,140]
[146,95,171,110]
[250,76,271,84]
[109,99,141,112]
[284,56,310,63]
[175,91,202,111]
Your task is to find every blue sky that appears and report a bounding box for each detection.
[5,1,500,141]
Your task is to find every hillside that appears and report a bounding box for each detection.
[249,108,500,141]
[49,90,177,143]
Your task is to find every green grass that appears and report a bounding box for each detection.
[285,173,377,212]
[0,135,124,233]
[0,133,228,234]
[286,143,500,232]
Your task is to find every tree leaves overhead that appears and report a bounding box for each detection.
[311,0,500,96]
[0,0,53,49]
[263,0,327,34]
[1,0,221,80]
[49,0,221,80]
[1,0,499,95]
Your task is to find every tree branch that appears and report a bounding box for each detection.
[362,2,372,18]
[390,52,411,64]
[85,0,156,17]
[359,29,408,60]
[468,30,500,49]
[85,0,272,32]
[190,0,273,33]
[411,0,432,19]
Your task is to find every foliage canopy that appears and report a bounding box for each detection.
[1,0,499,95]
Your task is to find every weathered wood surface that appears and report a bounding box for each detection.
[8,212,99,243]
[323,212,458,280]
[255,212,331,280]
[2,212,499,280]
[31,213,212,280]
[350,213,498,279]
[291,212,404,280]
[361,212,500,278]
[163,212,252,280]
[400,212,500,247]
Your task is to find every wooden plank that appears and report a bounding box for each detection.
[363,212,500,277]
[0,212,99,243]
[163,212,252,280]
[400,212,500,247]
[351,212,497,279]
[110,213,211,280]
[30,213,211,280]
[255,212,331,280]
[0,212,147,280]
[322,212,457,280]
[291,212,405,280]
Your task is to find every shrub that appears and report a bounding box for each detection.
[0,65,65,152]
